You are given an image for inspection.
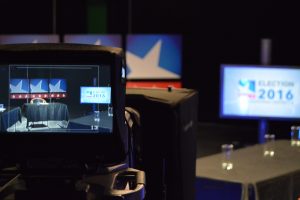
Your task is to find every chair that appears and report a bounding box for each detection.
[30,97,47,104]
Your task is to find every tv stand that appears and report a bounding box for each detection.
[258,119,268,144]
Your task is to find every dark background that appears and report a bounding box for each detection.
[1,0,300,139]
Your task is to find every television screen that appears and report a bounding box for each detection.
[0,34,59,44]
[0,44,126,164]
[10,79,29,94]
[64,34,122,48]
[2,64,113,134]
[126,34,182,79]
[30,79,49,93]
[220,64,300,119]
[80,87,111,104]
[49,79,67,93]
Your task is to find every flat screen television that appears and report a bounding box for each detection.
[30,78,49,93]
[80,86,111,104]
[220,64,300,119]
[0,44,126,164]
[49,79,67,93]
[10,79,30,94]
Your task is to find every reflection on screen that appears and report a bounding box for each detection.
[1,64,113,134]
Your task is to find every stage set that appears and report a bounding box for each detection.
[0,64,113,133]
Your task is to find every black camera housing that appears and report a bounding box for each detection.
[0,44,127,166]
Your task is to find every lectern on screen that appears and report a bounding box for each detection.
[0,44,126,163]
[220,64,300,119]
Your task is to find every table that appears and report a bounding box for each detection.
[24,103,69,128]
[0,107,22,132]
[196,140,300,200]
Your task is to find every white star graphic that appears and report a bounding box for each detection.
[30,80,47,93]
[126,40,180,79]
[94,39,101,45]
[49,80,65,92]
[10,80,28,93]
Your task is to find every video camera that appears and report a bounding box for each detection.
[0,44,145,200]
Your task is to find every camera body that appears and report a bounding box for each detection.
[0,44,127,165]
[0,44,146,200]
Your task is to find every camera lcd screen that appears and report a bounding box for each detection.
[0,64,113,134]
